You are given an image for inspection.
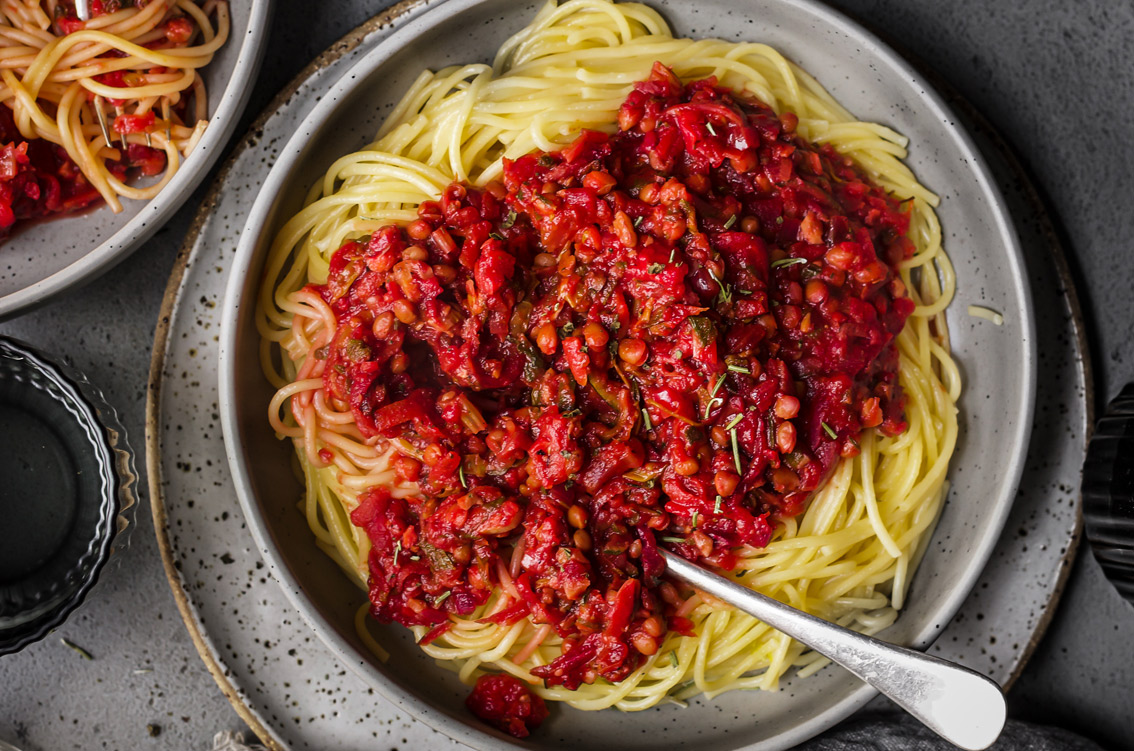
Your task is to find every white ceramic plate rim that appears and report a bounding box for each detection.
[0,0,274,320]
[219,0,1036,748]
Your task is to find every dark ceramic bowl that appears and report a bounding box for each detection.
[0,337,136,655]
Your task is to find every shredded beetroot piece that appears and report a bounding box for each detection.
[0,107,107,232]
[326,64,915,702]
[466,674,549,738]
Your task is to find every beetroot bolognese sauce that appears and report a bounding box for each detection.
[314,63,916,735]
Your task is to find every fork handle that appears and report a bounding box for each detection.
[661,550,1007,750]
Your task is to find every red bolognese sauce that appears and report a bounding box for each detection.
[315,63,914,735]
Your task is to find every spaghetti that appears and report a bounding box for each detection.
[0,0,230,230]
[258,0,959,735]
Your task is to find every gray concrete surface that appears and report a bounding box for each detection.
[1,1,1131,749]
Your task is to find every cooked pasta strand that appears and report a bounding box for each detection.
[259,0,958,714]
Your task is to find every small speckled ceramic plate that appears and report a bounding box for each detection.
[149,1,1085,750]
[0,0,273,321]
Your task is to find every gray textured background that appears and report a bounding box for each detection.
[1,1,1132,749]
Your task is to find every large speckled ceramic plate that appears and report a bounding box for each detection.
[0,0,272,320]
[223,0,1036,747]
[149,1,1083,750]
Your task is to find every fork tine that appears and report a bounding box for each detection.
[161,98,171,142]
[114,105,127,148]
[75,0,91,22]
[93,95,113,150]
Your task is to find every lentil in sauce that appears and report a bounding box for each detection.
[314,63,915,734]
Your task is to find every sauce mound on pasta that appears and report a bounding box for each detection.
[311,64,915,735]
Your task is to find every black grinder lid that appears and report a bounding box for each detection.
[1083,383,1134,604]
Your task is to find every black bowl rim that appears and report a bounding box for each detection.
[0,336,129,655]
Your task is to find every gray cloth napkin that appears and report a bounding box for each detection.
[800,715,1105,750]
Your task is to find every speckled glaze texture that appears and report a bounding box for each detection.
[221,0,1035,748]
[0,0,272,320]
[0,0,1117,749]
[151,3,1081,751]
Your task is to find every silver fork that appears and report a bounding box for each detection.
[72,0,118,146]
[74,0,160,149]
[662,550,1007,751]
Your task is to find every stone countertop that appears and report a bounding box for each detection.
[1,1,1131,749]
